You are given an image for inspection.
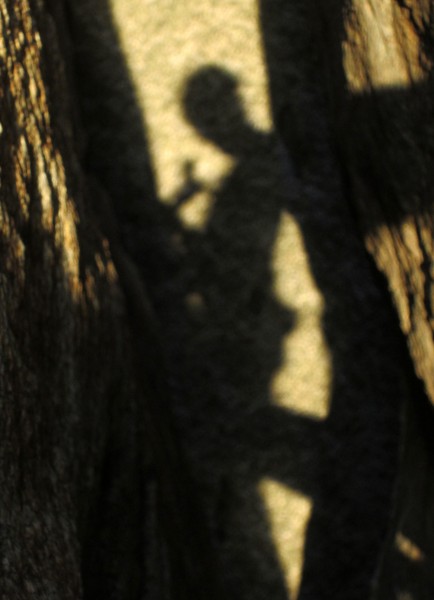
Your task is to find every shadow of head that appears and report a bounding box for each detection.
[182,65,259,156]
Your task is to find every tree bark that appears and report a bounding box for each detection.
[0,0,150,599]
[0,1,224,598]
[3,0,433,597]
[319,1,434,597]
[0,0,148,596]
[321,0,434,405]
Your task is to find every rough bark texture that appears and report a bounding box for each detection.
[0,2,226,599]
[322,0,434,405]
[1,0,433,598]
[0,1,232,597]
[0,1,149,597]
[318,1,434,598]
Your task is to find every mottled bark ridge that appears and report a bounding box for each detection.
[1,0,433,598]
[0,2,226,598]
[0,1,145,596]
[322,0,434,404]
[320,1,434,597]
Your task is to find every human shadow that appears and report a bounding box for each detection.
[141,66,301,599]
[66,1,408,599]
[174,64,405,600]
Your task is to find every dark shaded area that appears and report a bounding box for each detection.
[312,3,434,598]
[64,0,158,211]
[66,1,411,598]
[349,84,434,220]
[259,2,411,598]
[374,377,434,599]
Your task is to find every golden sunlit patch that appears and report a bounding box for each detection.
[176,189,214,231]
[395,532,425,563]
[110,0,271,209]
[259,477,313,600]
[110,0,332,588]
[343,0,428,92]
[271,211,331,419]
[1,1,82,305]
[168,155,233,232]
